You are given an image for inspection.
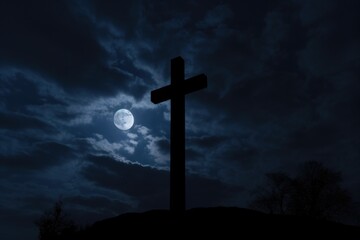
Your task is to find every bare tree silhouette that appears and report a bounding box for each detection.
[35,199,77,240]
[289,161,351,220]
[250,172,293,214]
[250,161,351,221]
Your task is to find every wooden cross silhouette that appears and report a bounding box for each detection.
[151,56,207,213]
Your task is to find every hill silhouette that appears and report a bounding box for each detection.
[69,207,360,239]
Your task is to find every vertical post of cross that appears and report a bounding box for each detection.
[151,56,207,214]
[170,57,185,213]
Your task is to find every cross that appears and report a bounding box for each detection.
[151,56,207,213]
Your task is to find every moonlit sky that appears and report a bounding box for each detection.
[0,0,359,239]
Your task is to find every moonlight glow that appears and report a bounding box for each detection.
[114,109,134,130]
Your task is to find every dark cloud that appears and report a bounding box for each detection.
[19,195,54,211]
[0,0,148,98]
[286,124,339,150]
[186,135,228,164]
[0,111,55,132]
[1,142,74,170]
[194,54,307,127]
[221,146,259,164]
[186,148,203,162]
[188,135,226,149]
[86,0,143,33]
[296,0,360,76]
[0,72,64,112]
[0,70,79,128]
[155,138,170,154]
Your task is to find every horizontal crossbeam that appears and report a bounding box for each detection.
[151,74,207,104]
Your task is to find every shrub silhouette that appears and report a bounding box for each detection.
[35,200,77,240]
[250,161,351,221]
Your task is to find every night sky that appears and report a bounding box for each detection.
[0,0,359,239]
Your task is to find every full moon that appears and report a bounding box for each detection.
[114,109,134,130]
